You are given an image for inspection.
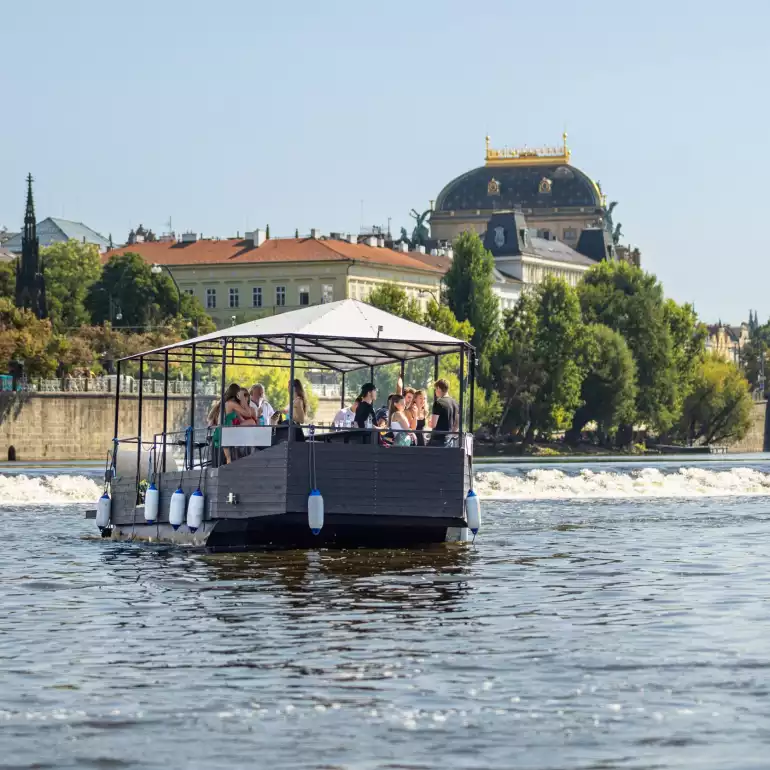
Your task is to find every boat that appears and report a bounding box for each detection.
[94,299,480,551]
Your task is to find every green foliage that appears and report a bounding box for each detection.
[86,252,175,329]
[423,299,473,341]
[492,277,584,440]
[0,259,14,300]
[0,298,57,378]
[41,240,101,332]
[444,230,498,360]
[566,323,637,443]
[672,355,753,445]
[178,292,216,337]
[741,335,768,392]
[578,260,703,434]
[366,283,423,323]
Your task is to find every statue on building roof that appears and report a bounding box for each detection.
[409,208,431,247]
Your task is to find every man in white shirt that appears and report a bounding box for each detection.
[249,384,275,425]
[332,399,358,428]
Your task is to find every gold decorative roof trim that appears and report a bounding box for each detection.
[485,132,571,167]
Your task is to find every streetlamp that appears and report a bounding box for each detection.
[151,263,181,317]
[93,287,123,324]
[418,288,439,304]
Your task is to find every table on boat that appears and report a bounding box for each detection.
[312,428,376,444]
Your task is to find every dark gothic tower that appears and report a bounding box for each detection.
[15,173,47,319]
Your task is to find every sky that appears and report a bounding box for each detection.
[1,0,768,322]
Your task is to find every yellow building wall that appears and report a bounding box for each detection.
[168,260,443,328]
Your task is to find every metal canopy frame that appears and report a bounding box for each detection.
[118,333,472,374]
[114,301,476,473]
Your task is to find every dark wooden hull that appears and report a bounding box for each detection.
[108,440,471,550]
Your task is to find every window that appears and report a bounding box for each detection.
[252,287,262,308]
[321,284,333,304]
[184,288,194,296]
[298,285,310,306]
[229,287,239,308]
[563,228,577,241]
[206,288,216,309]
[276,286,286,306]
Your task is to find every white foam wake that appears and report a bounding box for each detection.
[475,467,770,500]
[0,474,102,505]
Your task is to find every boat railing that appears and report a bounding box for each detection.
[111,425,473,480]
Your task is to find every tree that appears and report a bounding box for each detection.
[0,259,14,300]
[443,230,499,362]
[48,333,100,376]
[672,355,753,445]
[488,291,544,438]
[664,298,705,416]
[0,298,57,378]
[366,283,423,323]
[266,224,271,239]
[86,252,189,330]
[178,292,216,337]
[491,277,584,441]
[565,324,637,444]
[41,240,101,331]
[578,261,702,435]
[423,299,473,341]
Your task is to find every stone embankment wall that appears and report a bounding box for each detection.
[0,393,210,461]
[0,394,766,461]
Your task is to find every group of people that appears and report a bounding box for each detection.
[207,380,308,462]
[207,375,461,460]
[207,380,308,430]
[333,376,460,447]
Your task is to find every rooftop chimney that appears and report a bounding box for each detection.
[366,236,377,247]
[181,231,197,243]
[245,229,266,247]
[310,228,319,239]
[348,234,356,244]
[416,244,426,254]
[430,248,438,256]
[398,241,409,253]
[377,237,385,248]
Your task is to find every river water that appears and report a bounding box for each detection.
[2,459,770,769]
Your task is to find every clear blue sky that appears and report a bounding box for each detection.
[1,0,767,322]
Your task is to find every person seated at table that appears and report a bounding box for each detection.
[429,378,459,447]
[389,394,415,446]
[249,383,274,425]
[353,383,377,429]
[333,398,358,427]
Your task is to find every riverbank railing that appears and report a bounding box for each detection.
[10,376,219,396]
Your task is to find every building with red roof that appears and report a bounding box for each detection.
[104,229,449,328]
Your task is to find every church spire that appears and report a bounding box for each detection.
[24,173,36,233]
[15,173,47,319]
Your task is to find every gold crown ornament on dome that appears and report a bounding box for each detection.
[485,132,571,167]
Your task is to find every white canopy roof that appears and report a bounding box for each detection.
[124,299,470,372]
